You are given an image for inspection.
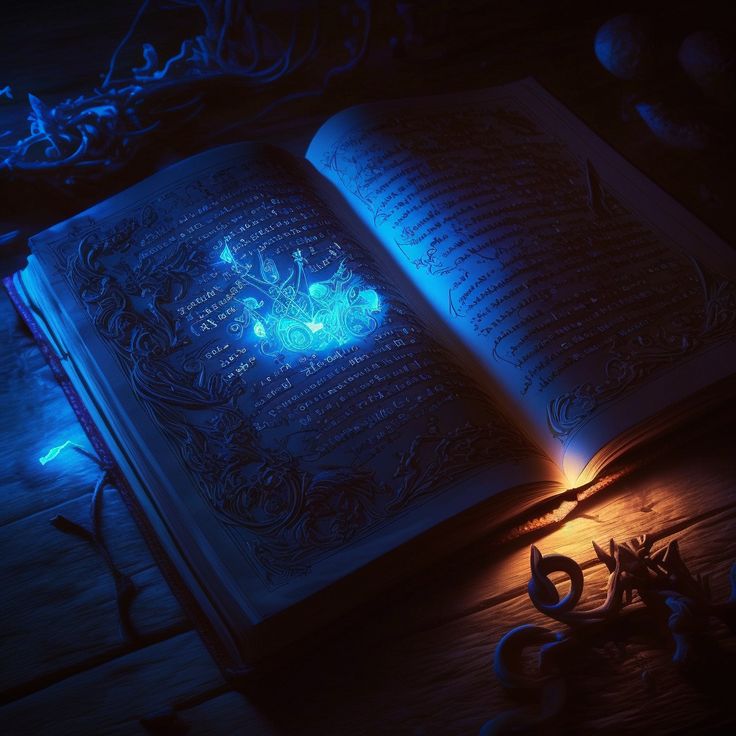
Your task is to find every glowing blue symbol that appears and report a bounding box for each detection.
[219,245,235,265]
[219,246,382,355]
[39,440,75,465]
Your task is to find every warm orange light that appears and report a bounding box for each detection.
[562,451,586,488]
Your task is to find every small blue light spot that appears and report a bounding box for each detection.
[39,440,74,465]
[219,245,235,265]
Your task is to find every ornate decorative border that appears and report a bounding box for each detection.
[546,257,736,441]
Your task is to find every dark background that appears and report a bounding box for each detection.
[2,0,735,267]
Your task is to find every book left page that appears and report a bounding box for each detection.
[21,143,560,629]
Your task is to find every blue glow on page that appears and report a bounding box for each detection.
[219,246,382,355]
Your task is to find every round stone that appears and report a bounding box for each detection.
[594,14,654,80]
[678,30,735,104]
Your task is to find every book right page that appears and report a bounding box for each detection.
[306,78,736,482]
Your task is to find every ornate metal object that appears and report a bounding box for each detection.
[481,535,736,735]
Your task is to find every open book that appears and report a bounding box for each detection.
[8,78,736,671]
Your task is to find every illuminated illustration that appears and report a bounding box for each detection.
[219,245,381,355]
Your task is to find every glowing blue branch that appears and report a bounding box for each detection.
[39,440,76,465]
[39,439,102,467]
[0,2,371,180]
[102,0,152,89]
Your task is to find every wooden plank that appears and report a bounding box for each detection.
[250,505,736,735]
[176,692,278,736]
[0,491,188,698]
[0,631,227,736]
[0,294,99,526]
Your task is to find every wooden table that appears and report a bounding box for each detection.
[2,3,735,733]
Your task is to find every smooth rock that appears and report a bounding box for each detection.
[678,30,735,107]
[595,14,655,80]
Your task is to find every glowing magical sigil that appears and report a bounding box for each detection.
[219,245,382,355]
